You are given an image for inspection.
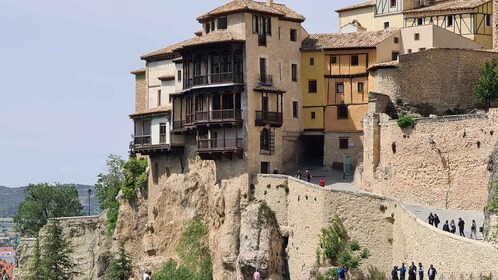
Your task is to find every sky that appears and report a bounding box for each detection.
[0,0,364,187]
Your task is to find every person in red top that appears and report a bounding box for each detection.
[319,178,325,187]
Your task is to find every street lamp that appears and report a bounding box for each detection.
[88,188,92,216]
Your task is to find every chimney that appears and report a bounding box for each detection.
[267,0,273,7]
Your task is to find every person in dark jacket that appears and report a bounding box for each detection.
[450,219,456,234]
[433,214,440,228]
[391,266,399,280]
[408,262,417,280]
[418,263,424,280]
[442,220,450,232]
[399,263,407,280]
[426,213,434,226]
[458,218,465,237]
[428,264,437,280]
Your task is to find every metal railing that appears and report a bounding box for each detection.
[259,74,273,85]
[197,138,243,151]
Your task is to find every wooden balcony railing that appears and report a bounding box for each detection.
[185,72,243,88]
[197,138,243,151]
[183,109,242,126]
[134,135,151,146]
[255,111,283,126]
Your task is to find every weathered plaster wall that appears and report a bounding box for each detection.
[371,49,498,114]
[323,131,364,168]
[362,109,498,211]
[134,72,147,112]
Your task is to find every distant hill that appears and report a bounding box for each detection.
[0,184,102,218]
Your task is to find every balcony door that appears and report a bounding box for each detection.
[260,58,267,83]
[262,96,269,113]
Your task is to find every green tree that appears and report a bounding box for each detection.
[95,155,125,235]
[121,157,148,201]
[14,183,83,237]
[25,238,42,280]
[476,58,498,109]
[40,220,76,280]
[106,241,132,280]
[155,220,212,280]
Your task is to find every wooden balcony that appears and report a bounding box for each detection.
[259,75,273,86]
[180,109,242,128]
[185,72,243,89]
[132,135,184,155]
[255,111,283,127]
[197,138,243,159]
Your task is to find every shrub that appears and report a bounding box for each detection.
[397,115,415,128]
[379,204,387,213]
[122,157,148,201]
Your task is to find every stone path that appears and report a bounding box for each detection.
[294,163,485,241]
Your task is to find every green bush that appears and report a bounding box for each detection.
[445,107,466,115]
[315,268,338,280]
[397,115,415,128]
[122,157,148,201]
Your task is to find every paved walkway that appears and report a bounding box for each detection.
[293,163,485,241]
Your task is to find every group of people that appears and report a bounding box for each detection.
[392,262,437,280]
[295,170,327,186]
[427,213,478,239]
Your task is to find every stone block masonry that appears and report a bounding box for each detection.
[362,109,498,211]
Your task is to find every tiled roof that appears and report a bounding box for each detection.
[404,0,490,14]
[130,105,172,119]
[368,60,399,71]
[301,29,399,51]
[173,30,245,51]
[197,0,305,22]
[335,1,376,13]
[140,41,186,62]
[130,68,145,75]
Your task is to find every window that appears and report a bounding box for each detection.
[278,27,281,39]
[384,22,390,29]
[157,90,162,106]
[311,112,316,119]
[407,49,412,54]
[291,64,298,82]
[394,37,399,44]
[339,138,349,149]
[308,80,317,93]
[205,22,211,34]
[293,101,299,118]
[417,18,423,25]
[390,0,396,7]
[310,58,315,65]
[419,47,426,51]
[159,123,167,143]
[336,83,345,94]
[290,29,297,41]
[351,55,359,66]
[392,51,399,61]
[261,162,270,174]
[177,70,182,82]
[358,82,364,93]
[446,15,453,27]
[260,128,271,153]
[218,17,228,29]
[331,56,337,64]
[253,14,271,36]
[486,15,492,26]
[337,105,348,119]
[414,33,420,41]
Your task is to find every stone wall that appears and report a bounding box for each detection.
[134,72,147,112]
[371,49,498,114]
[361,109,498,211]
[324,131,364,168]
[254,174,498,278]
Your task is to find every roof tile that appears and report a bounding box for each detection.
[301,29,399,51]
[405,0,490,14]
[335,1,376,13]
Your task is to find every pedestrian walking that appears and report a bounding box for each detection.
[408,262,417,280]
[418,263,424,280]
[458,218,465,237]
[338,266,348,280]
[428,265,437,280]
[391,266,399,280]
[450,219,456,234]
[305,170,312,183]
[399,263,407,280]
[319,178,325,187]
[470,219,477,240]
[426,213,434,226]
[433,214,440,228]
[442,220,450,232]
[295,170,302,179]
